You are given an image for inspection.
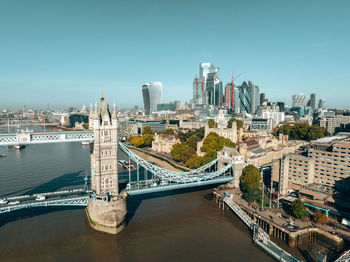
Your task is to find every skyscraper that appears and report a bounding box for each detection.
[292,93,306,108]
[142,82,162,115]
[260,93,266,106]
[192,62,221,105]
[237,81,260,114]
[309,93,316,110]
[318,99,326,109]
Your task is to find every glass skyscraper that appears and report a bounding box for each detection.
[142,82,162,115]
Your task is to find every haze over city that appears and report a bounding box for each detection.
[1,0,350,109]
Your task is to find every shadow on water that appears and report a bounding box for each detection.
[0,206,84,228]
[125,183,220,225]
[0,170,86,227]
[22,170,85,195]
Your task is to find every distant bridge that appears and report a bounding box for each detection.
[0,130,94,146]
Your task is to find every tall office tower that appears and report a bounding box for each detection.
[206,72,223,106]
[192,62,220,105]
[237,81,260,114]
[142,82,162,115]
[318,99,326,109]
[233,87,240,114]
[224,83,232,106]
[309,93,316,110]
[276,102,285,112]
[260,93,266,106]
[292,93,306,108]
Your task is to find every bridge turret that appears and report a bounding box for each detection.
[87,93,126,235]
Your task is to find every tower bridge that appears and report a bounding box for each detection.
[0,93,242,235]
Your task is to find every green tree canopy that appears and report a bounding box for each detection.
[177,127,205,142]
[291,199,308,219]
[185,154,202,169]
[129,135,145,147]
[240,165,261,190]
[142,126,153,135]
[142,134,154,147]
[170,143,189,162]
[159,128,174,135]
[277,123,327,141]
[186,135,201,150]
[182,147,196,163]
[201,132,235,153]
[228,117,244,129]
[200,150,217,165]
[208,119,217,128]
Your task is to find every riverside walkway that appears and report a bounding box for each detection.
[224,197,301,262]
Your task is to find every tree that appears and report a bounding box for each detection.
[129,135,144,147]
[142,126,153,135]
[208,119,217,128]
[313,209,328,223]
[186,135,201,150]
[159,128,174,135]
[291,199,308,219]
[142,134,154,147]
[240,165,261,190]
[170,143,189,162]
[200,150,217,165]
[200,132,235,153]
[182,147,196,163]
[277,123,327,141]
[228,117,244,129]
[195,127,205,140]
[185,154,201,169]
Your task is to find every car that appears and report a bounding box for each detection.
[0,199,8,204]
[36,195,46,201]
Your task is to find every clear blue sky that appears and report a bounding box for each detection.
[0,0,349,109]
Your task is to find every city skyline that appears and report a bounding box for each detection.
[1,0,350,109]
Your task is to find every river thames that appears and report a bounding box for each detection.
[0,142,273,262]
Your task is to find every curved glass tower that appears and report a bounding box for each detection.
[142,82,162,115]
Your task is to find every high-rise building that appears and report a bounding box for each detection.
[237,81,260,114]
[224,83,232,106]
[276,102,285,112]
[260,93,266,106]
[309,93,316,110]
[292,93,306,108]
[142,82,162,115]
[318,99,326,109]
[192,63,221,105]
[206,72,223,106]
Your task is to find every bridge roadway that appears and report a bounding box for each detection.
[224,197,301,262]
[0,189,91,214]
[124,177,233,196]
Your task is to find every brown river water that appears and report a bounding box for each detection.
[0,142,274,262]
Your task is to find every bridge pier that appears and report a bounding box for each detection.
[86,197,127,235]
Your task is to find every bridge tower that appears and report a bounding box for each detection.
[86,92,127,235]
[217,147,244,188]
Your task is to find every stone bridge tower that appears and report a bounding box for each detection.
[217,146,245,188]
[86,92,127,235]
